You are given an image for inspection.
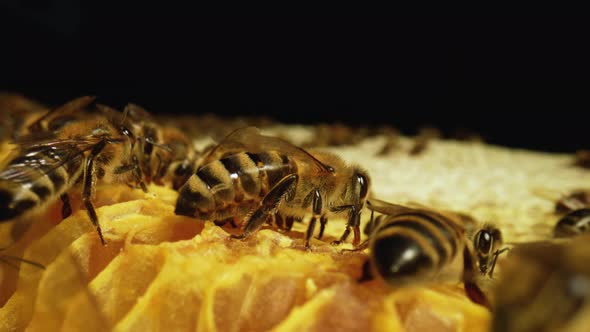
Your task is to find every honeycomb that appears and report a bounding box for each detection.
[1,126,589,332]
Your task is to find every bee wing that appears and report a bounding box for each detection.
[201,127,333,172]
[366,198,416,215]
[26,96,95,133]
[0,137,99,183]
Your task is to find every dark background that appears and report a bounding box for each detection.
[1,5,588,152]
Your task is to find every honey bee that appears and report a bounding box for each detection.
[530,188,590,238]
[362,198,507,307]
[409,126,441,156]
[554,208,590,238]
[0,97,148,245]
[574,149,590,169]
[531,187,590,214]
[492,237,590,332]
[174,127,370,247]
[0,93,48,141]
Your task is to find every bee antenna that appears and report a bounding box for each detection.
[144,137,173,152]
[0,254,45,270]
[120,104,131,126]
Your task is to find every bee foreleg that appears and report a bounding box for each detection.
[285,216,296,231]
[341,239,370,252]
[60,193,72,219]
[331,205,361,246]
[488,247,510,277]
[304,189,323,248]
[317,216,328,240]
[82,141,107,246]
[231,174,299,240]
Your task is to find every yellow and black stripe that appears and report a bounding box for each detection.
[175,151,296,220]
[369,210,464,285]
[0,144,83,221]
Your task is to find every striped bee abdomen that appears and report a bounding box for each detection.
[0,145,84,221]
[554,208,590,238]
[370,211,463,285]
[175,151,296,219]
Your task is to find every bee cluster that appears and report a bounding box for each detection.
[1,94,590,331]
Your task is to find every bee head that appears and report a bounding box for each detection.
[355,171,370,201]
[473,226,503,275]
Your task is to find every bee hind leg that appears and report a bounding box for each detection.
[82,141,107,246]
[303,189,324,249]
[231,174,298,240]
[317,216,328,240]
[331,205,361,247]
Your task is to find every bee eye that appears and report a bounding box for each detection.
[121,126,134,139]
[475,230,493,255]
[357,173,369,199]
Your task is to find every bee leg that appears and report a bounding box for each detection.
[231,174,298,240]
[60,193,72,219]
[332,206,361,246]
[304,189,323,248]
[341,240,370,253]
[488,247,511,277]
[274,213,285,230]
[285,216,295,231]
[317,216,328,240]
[462,246,491,308]
[214,218,238,228]
[358,258,374,282]
[82,141,107,246]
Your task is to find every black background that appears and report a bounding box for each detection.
[1,5,589,152]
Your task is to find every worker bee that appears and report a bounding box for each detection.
[174,127,370,247]
[555,191,590,215]
[0,97,151,245]
[574,149,590,169]
[361,198,507,307]
[492,237,590,332]
[0,93,48,142]
[531,187,590,214]
[408,126,441,156]
[554,208,590,238]
[530,188,590,238]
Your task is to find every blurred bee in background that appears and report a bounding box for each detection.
[530,188,590,238]
[531,188,590,214]
[554,190,590,215]
[150,125,198,190]
[0,97,156,245]
[574,149,590,169]
[360,198,508,307]
[492,237,590,332]
[174,127,370,248]
[554,208,590,239]
[0,93,48,142]
[408,125,441,156]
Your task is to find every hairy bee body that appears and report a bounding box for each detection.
[151,126,201,190]
[175,127,370,247]
[176,151,297,220]
[554,208,590,238]
[0,97,150,244]
[365,203,468,285]
[0,142,84,220]
[492,237,590,332]
[0,116,132,220]
[364,199,506,307]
